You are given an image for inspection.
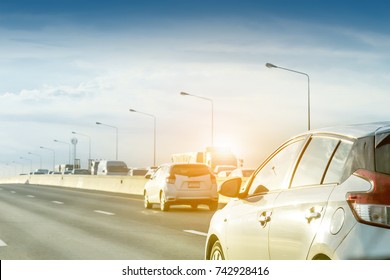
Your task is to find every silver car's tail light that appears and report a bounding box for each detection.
[347,169,390,229]
[210,174,217,185]
[166,174,176,184]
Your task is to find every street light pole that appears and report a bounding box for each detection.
[11,161,23,175]
[96,122,118,160]
[28,152,42,169]
[40,146,55,171]
[53,139,71,164]
[72,131,92,166]
[266,63,311,131]
[20,156,32,173]
[129,109,157,167]
[180,91,214,147]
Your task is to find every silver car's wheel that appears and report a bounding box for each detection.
[210,240,225,260]
[144,192,152,209]
[160,192,169,211]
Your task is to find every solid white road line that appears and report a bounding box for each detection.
[0,239,7,247]
[183,230,208,237]
[94,210,115,216]
[52,201,64,205]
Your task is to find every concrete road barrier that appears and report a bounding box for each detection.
[0,175,244,203]
[0,174,147,195]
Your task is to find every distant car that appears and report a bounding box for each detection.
[129,168,148,176]
[97,160,129,176]
[144,163,219,211]
[206,122,390,260]
[30,171,45,175]
[71,169,91,175]
[213,165,236,175]
[34,169,49,174]
[228,168,255,178]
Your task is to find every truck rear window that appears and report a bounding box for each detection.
[107,162,128,172]
[375,132,390,175]
[171,164,211,177]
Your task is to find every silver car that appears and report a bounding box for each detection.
[205,122,390,260]
[144,163,219,211]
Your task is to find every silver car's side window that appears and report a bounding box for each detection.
[291,136,339,188]
[323,140,353,184]
[248,139,305,195]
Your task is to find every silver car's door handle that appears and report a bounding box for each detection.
[257,211,272,227]
[304,206,323,222]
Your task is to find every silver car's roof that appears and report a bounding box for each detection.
[304,121,390,139]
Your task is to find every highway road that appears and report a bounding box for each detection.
[0,183,216,260]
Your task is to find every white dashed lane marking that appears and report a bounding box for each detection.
[52,201,64,205]
[183,230,208,237]
[94,210,115,216]
[27,195,35,198]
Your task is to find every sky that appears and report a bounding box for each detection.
[1,0,390,174]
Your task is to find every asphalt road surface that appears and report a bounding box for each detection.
[0,183,216,260]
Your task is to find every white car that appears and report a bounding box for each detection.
[213,165,237,175]
[144,163,219,211]
[205,122,390,260]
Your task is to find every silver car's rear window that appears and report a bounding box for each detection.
[171,164,211,177]
[375,132,390,175]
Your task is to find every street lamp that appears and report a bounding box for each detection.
[20,156,32,173]
[40,146,56,171]
[53,139,71,164]
[180,91,214,147]
[72,131,91,165]
[266,63,311,131]
[0,162,12,176]
[11,161,23,175]
[96,122,118,160]
[28,152,42,169]
[129,109,157,167]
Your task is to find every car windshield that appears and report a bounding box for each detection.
[171,164,211,177]
[375,132,390,175]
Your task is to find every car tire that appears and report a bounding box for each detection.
[210,240,225,260]
[144,192,152,209]
[208,202,219,211]
[160,192,169,211]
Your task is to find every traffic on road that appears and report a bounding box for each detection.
[0,183,214,259]
[1,122,389,260]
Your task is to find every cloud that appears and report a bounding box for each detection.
[2,9,390,169]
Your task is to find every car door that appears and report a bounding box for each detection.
[268,136,341,259]
[147,166,166,203]
[224,138,306,259]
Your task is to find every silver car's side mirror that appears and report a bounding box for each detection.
[218,177,242,198]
